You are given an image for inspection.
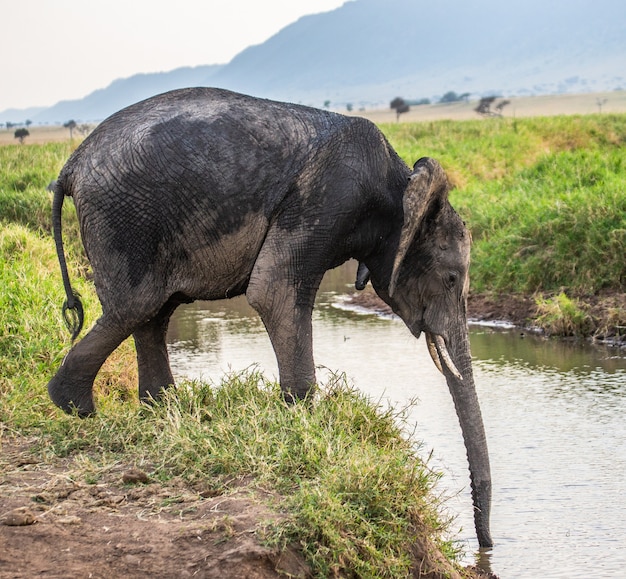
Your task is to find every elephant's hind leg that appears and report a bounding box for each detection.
[48,315,133,416]
[133,300,179,404]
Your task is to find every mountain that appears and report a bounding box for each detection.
[209,0,626,106]
[28,65,223,124]
[7,0,626,123]
[1,107,47,124]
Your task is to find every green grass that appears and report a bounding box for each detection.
[0,143,74,232]
[382,114,626,293]
[0,223,99,428]
[460,147,625,293]
[534,292,595,337]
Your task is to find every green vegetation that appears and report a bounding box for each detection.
[0,143,75,234]
[534,293,595,338]
[2,113,624,574]
[1,144,87,428]
[382,114,626,295]
[0,143,460,577]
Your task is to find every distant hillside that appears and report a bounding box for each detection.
[210,0,626,107]
[29,66,223,124]
[1,107,47,124]
[4,0,625,123]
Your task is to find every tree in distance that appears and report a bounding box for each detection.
[439,91,470,103]
[390,97,410,121]
[14,128,29,143]
[475,96,510,117]
[495,100,511,114]
[77,124,94,137]
[64,120,77,139]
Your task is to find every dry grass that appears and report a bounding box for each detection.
[349,90,626,123]
[0,125,76,145]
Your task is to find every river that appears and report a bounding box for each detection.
[166,262,626,578]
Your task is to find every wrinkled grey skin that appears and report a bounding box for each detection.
[48,87,492,548]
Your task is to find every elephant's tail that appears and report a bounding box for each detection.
[51,180,84,341]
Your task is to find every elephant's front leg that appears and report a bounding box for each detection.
[246,248,322,403]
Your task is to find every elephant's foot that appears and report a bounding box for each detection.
[139,380,174,405]
[47,369,95,418]
[281,385,314,405]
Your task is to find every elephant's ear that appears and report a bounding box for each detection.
[388,157,450,297]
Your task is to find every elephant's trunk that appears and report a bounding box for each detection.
[441,322,493,549]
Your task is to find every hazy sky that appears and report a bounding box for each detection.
[0,0,347,111]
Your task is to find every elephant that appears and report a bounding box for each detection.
[47,87,493,548]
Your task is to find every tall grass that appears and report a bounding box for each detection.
[0,143,73,232]
[0,223,100,428]
[383,114,626,293]
[465,148,625,292]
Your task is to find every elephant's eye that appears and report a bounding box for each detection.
[446,272,458,287]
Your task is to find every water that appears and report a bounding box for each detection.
[167,263,626,578]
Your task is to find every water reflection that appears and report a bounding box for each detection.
[471,327,626,374]
[166,261,626,579]
[473,358,626,578]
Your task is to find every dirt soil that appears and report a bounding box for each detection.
[0,437,496,579]
[0,437,309,579]
[344,288,539,324]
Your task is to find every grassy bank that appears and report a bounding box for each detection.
[382,114,626,339]
[382,114,626,294]
[1,145,471,578]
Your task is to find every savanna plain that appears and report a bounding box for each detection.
[1,92,625,578]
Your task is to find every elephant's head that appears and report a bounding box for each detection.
[370,157,493,548]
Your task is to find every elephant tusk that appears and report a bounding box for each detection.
[425,333,444,375]
[434,334,464,382]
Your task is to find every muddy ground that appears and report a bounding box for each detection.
[0,437,495,579]
[0,437,311,579]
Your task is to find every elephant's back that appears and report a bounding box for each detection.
[60,88,355,206]
[57,88,342,299]
[68,87,349,169]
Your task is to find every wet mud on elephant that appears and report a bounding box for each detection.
[47,87,493,548]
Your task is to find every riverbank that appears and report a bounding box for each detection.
[469,291,626,346]
[0,430,496,579]
[0,377,493,579]
[0,219,492,577]
[345,289,626,349]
